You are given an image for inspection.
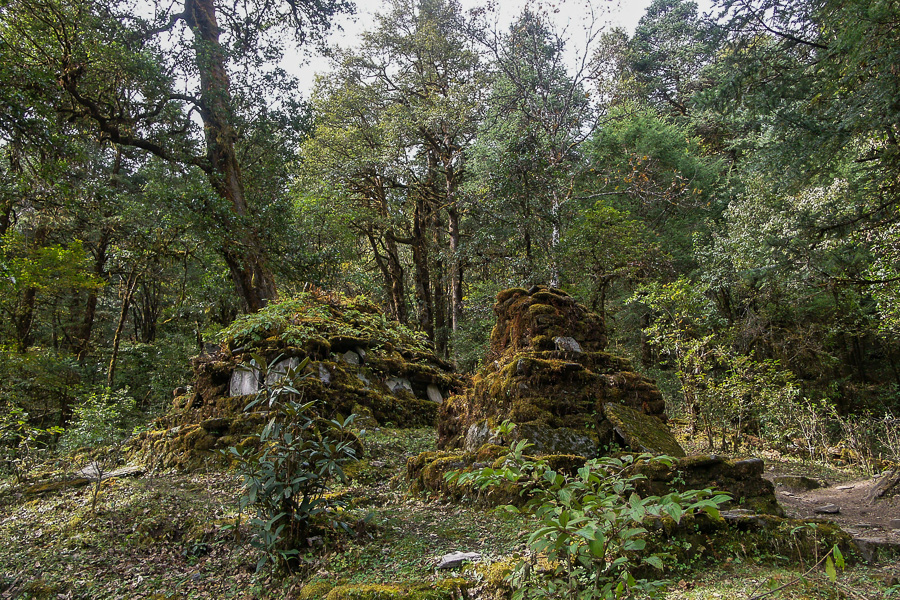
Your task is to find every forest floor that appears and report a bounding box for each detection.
[1,427,899,600]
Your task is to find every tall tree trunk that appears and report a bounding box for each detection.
[447,188,462,335]
[107,268,139,389]
[384,231,408,324]
[412,194,434,342]
[431,198,448,357]
[14,225,48,353]
[184,0,277,313]
[74,227,109,362]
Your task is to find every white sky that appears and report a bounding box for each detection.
[293,0,714,82]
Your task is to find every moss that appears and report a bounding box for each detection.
[474,444,507,462]
[326,584,404,600]
[495,288,528,304]
[528,303,557,316]
[474,557,517,586]
[602,403,685,457]
[25,478,91,494]
[297,582,335,600]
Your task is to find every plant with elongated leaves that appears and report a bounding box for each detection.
[449,433,729,599]
[225,354,359,572]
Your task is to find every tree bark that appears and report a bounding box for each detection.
[107,268,139,389]
[412,193,434,342]
[447,183,462,336]
[184,0,277,313]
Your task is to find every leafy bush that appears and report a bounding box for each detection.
[226,354,360,572]
[0,405,62,482]
[59,387,136,510]
[449,435,729,599]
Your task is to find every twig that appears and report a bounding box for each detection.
[746,547,838,600]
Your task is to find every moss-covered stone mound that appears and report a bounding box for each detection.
[437,286,675,457]
[130,291,465,471]
[405,447,781,515]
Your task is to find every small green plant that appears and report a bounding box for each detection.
[59,387,136,510]
[448,429,729,599]
[0,405,63,483]
[225,354,360,572]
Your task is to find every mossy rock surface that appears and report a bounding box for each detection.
[602,403,685,457]
[323,580,468,600]
[437,286,666,457]
[130,291,465,472]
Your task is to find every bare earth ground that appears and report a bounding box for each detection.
[768,468,898,534]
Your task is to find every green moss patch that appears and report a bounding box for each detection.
[603,402,686,457]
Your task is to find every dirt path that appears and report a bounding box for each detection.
[765,465,900,561]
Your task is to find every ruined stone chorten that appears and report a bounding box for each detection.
[438,285,683,457]
[130,290,464,470]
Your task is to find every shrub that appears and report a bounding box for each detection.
[226,354,360,572]
[58,387,137,510]
[449,434,729,599]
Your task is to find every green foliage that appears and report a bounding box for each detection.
[218,293,432,354]
[633,278,801,449]
[58,387,136,453]
[560,201,669,317]
[0,405,63,483]
[226,354,359,572]
[448,434,729,599]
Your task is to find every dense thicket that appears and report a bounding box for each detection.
[2,0,898,462]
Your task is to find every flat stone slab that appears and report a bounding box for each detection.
[853,536,900,563]
[814,504,841,514]
[436,551,481,570]
[426,384,443,404]
[774,475,822,492]
[553,336,582,353]
[229,366,260,396]
[603,403,685,457]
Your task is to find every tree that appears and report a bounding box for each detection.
[466,8,601,288]
[300,0,485,354]
[0,0,352,312]
[627,0,717,117]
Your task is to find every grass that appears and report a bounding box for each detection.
[1,426,898,599]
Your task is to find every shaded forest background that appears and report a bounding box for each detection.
[2,0,899,464]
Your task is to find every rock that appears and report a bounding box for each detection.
[814,504,841,514]
[386,377,413,395]
[436,551,482,570]
[426,384,443,404]
[265,357,300,386]
[867,469,900,502]
[228,366,259,396]
[889,519,900,530]
[773,475,822,492]
[603,403,685,457]
[199,418,230,432]
[553,336,582,353]
[853,536,900,563]
[464,422,500,451]
[128,292,466,472]
[77,464,144,482]
[318,363,331,385]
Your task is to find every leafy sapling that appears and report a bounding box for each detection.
[225,354,360,572]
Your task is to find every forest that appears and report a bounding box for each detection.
[1,0,900,597]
